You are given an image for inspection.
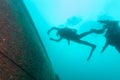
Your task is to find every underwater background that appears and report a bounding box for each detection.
[23,0,120,80]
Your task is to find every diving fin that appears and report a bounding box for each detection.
[101,42,109,53]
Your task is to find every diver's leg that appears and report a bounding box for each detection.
[87,46,96,61]
[78,30,94,38]
[101,42,109,53]
[90,28,105,34]
[76,40,96,61]
[78,28,105,38]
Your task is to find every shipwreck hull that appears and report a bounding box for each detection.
[0,0,56,80]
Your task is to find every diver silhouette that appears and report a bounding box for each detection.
[89,20,120,53]
[47,27,96,61]
[98,20,120,53]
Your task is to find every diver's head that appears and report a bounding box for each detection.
[98,20,119,28]
[98,20,119,24]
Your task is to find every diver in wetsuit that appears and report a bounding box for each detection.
[47,27,96,61]
[98,20,120,53]
[89,20,120,53]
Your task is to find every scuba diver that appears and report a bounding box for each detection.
[47,27,97,61]
[98,20,120,53]
[89,20,120,53]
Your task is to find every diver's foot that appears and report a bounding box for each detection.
[87,45,96,61]
[87,58,90,61]
[93,45,96,50]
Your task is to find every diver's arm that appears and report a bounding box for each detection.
[49,37,62,42]
[47,27,60,35]
[101,42,109,53]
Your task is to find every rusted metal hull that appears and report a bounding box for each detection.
[0,0,56,80]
